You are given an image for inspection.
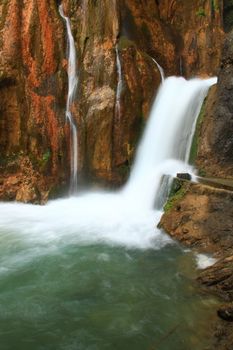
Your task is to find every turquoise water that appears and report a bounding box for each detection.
[0,235,217,350]
[0,194,218,350]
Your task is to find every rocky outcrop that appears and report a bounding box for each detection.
[160,179,233,349]
[196,30,233,179]
[160,180,233,254]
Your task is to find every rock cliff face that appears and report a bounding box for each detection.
[0,0,68,202]
[0,0,225,201]
[196,30,233,179]
[158,0,224,77]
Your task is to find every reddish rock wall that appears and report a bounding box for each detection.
[0,0,226,201]
[158,0,224,77]
[0,0,68,202]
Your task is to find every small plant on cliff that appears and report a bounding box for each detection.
[211,0,219,12]
[42,150,51,163]
[196,8,206,17]
[36,150,51,172]
[198,168,207,177]
[118,36,136,50]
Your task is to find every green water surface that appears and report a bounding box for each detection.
[0,239,217,350]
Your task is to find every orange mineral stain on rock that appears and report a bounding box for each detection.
[0,0,68,202]
[0,0,226,201]
[37,0,57,75]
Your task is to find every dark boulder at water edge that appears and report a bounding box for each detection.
[218,305,233,322]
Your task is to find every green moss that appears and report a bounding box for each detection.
[198,168,207,177]
[163,180,187,213]
[196,8,206,16]
[38,150,51,172]
[42,150,51,163]
[211,0,219,11]
[29,149,51,172]
[118,36,136,51]
[189,99,206,164]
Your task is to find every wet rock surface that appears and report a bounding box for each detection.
[160,181,233,253]
[196,30,233,180]
[158,0,224,77]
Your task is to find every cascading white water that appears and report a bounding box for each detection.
[123,76,217,210]
[115,46,123,118]
[151,58,165,82]
[0,76,217,251]
[59,5,78,193]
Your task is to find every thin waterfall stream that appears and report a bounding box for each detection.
[115,46,123,119]
[59,5,78,193]
[0,76,218,350]
[151,57,165,82]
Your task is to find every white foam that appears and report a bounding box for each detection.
[195,253,217,269]
[0,193,172,254]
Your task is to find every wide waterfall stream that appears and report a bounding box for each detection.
[0,77,218,350]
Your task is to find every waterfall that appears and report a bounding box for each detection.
[123,76,217,210]
[115,46,123,119]
[0,76,217,250]
[59,5,78,193]
[0,74,218,262]
[151,58,165,82]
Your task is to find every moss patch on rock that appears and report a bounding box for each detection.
[163,179,187,212]
[118,36,136,51]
